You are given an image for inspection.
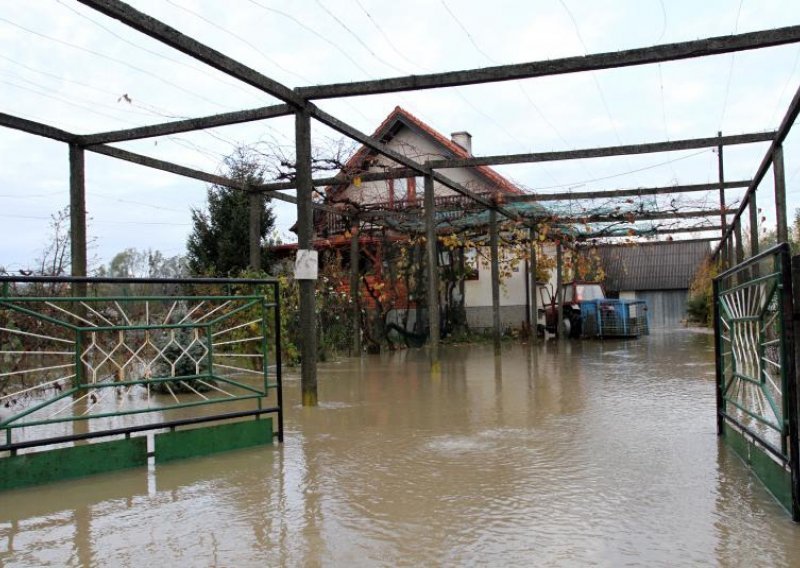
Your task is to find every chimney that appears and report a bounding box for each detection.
[451,131,472,155]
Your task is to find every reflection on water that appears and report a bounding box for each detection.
[2,330,800,566]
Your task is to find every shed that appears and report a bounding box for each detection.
[592,241,710,328]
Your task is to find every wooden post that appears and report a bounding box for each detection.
[556,243,565,338]
[248,189,261,271]
[69,144,87,281]
[788,255,800,521]
[749,188,759,257]
[717,132,728,267]
[774,144,788,244]
[295,109,317,406]
[349,220,361,356]
[424,175,440,366]
[489,208,501,354]
[529,228,538,344]
[734,219,745,261]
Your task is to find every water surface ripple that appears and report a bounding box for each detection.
[2,330,800,566]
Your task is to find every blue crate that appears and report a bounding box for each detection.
[578,299,648,338]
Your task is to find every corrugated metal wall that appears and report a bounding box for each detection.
[635,290,688,329]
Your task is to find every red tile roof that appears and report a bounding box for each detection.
[328,106,522,199]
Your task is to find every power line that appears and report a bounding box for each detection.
[54,0,266,105]
[0,15,234,111]
[164,0,307,84]
[245,0,374,80]
[524,149,711,191]
[718,0,745,130]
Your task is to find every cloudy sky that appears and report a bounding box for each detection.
[1,0,799,273]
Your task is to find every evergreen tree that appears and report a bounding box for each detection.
[186,147,275,275]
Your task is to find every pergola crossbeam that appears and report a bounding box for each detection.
[430,132,775,169]
[79,104,294,146]
[76,0,304,108]
[509,181,751,202]
[0,112,77,143]
[544,209,731,224]
[297,26,800,99]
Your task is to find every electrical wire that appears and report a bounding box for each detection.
[54,0,267,105]
[523,149,711,191]
[717,0,745,130]
[0,15,234,111]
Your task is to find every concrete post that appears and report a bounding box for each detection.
[295,109,317,406]
[424,175,440,366]
[350,221,361,356]
[248,189,261,271]
[489,208,501,354]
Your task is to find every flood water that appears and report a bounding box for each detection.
[2,330,800,567]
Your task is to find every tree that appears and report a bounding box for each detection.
[186,146,276,276]
[97,248,187,279]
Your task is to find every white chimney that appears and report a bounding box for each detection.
[451,131,472,155]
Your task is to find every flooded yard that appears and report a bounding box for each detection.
[2,330,800,566]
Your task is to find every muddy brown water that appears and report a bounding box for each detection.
[2,330,800,567]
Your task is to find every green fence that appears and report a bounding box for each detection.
[714,243,800,520]
[0,276,282,490]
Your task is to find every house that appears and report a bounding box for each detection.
[591,240,711,328]
[316,106,552,334]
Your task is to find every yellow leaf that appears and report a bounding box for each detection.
[354,176,362,187]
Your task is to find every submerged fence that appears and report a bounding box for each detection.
[0,276,283,490]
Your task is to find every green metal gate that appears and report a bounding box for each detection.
[714,243,800,520]
[0,276,283,491]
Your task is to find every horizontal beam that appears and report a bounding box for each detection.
[297,26,800,99]
[546,209,730,224]
[509,181,751,202]
[258,167,417,192]
[79,104,293,146]
[86,144,337,213]
[431,132,775,169]
[577,225,722,238]
[77,0,303,108]
[0,112,77,143]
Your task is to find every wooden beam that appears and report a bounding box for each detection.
[0,112,77,143]
[508,181,751,202]
[79,104,293,146]
[577,225,723,238]
[715,81,800,258]
[717,132,728,267]
[297,26,800,99]
[774,144,788,244]
[295,109,318,406]
[543,209,731,224]
[429,133,775,169]
[85,143,340,213]
[489,208,501,353]
[77,0,304,108]
[424,175,440,366]
[248,190,261,270]
[349,222,361,356]
[258,167,417,192]
[69,145,87,279]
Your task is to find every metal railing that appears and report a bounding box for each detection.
[713,243,800,519]
[0,276,283,453]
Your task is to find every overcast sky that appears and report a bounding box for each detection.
[1,0,799,273]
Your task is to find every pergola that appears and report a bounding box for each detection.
[2,0,800,405]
